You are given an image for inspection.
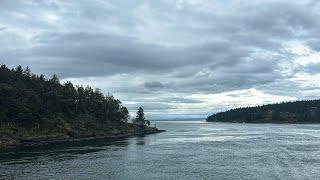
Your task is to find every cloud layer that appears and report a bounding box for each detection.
[1,0,320,119]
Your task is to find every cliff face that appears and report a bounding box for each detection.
[207,100,320,123]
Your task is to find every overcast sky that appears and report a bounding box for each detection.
[1,0,320,119]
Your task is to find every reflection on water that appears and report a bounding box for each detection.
[135,136,146,146]
[1,121,320,180]
[0,139,129,165]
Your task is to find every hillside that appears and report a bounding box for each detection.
[0,64,161,149]
[207,100,320,123]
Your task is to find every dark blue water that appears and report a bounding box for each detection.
[1,121,320,179]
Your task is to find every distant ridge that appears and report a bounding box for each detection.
[207,100,320,123]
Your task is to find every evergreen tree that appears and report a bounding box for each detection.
[135,107,145,125]
[0,64,131,134]
[120,107,129,123]
[23,66,31,77]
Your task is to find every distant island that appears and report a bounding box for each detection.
[207,100,320,123]
[0,64,163,150]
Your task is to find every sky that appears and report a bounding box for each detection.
[1,0,320,119]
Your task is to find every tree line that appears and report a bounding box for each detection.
[0,64,132,135]
[207,100,320,123]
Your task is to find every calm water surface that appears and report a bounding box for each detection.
[1,121,320,179]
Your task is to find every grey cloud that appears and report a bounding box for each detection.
[2,0,320,118]
[3,32,251,80]
[165,97,203,104]
[144,81,166,89]
[147,96,204,104]
[307,39,320,51]
[126,102,174,111]
[304,63,320,74]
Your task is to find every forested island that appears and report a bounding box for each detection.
[0,64,163,149]
[207,100,320,123]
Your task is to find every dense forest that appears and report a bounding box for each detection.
[207,100,320,123]
[0,64,156,143]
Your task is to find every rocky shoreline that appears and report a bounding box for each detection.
[0,127,165,151]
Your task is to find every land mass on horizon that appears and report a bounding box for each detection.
[207,100,320,123]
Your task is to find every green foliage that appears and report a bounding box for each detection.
[145,120,151,126]
[0,64,130,137]
[207,100,320,123]
[135,107,145,124]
